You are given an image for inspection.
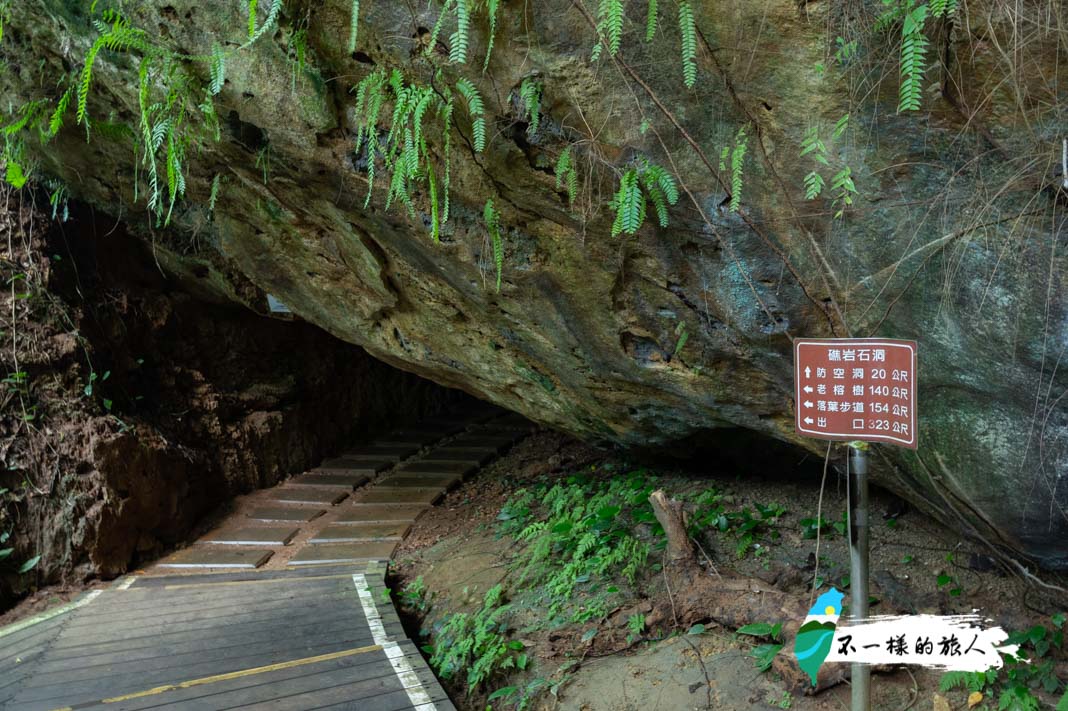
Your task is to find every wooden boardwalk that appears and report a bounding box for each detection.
[0,408,537,711]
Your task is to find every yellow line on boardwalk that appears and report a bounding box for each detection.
[49,644,383,710]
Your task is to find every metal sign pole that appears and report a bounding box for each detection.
[848,444,871,711]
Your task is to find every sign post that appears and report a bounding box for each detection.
[793,338,918,711]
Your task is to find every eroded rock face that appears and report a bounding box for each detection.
[0,203,462,601]
[1,1,1065,565]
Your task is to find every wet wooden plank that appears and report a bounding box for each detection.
[335,505,428,524]
[310,523,409,543]
[290,472,370,488]
[288,542,398,565]
[355,488,443,506]
[246,507,325,522]
[200,527,299,546]
[395,460,475,477]
[269,488,348,505]
[157,548,273,570]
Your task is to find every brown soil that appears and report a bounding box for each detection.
[392,431,1068,711]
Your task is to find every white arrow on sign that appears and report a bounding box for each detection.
[803,417,814,425]
[804,367,811,378]
[803,386,814,393]
[804,401,814,408]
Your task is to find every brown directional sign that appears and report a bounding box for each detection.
[794,338,917,449]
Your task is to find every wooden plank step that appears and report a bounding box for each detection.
[317,457,397,472]
[309,523,409,543]
[269,488,348,505]
[290,472,369,488]
[420,448,496,465]
[355,488,443,506]
[337,444,421,460]
[288,542,397,565]
[376,474,460,490]
[157,548,273,569]
[335,505,428,524]
[395,460,476,477]
[246,507,325,522]
[200,527,299,546]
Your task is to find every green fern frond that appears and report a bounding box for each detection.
[47,86,74,137]
[79,18,152,128]
[427,161,440,241]
[803,171,824,200]
[832,112,849,140]
[930,0,959,18]
[678,0,697,88]
[209,42,225,95]
[799,124,828,165]
[728,127,747,212]
[207,173,221,215]
[241,0,282,48]
[483,0,500,71]
[645,0,658,41]
[555,147,578,209]
[347,0,360,54]
[611,169,646,236]
[247,0,258,39]
[485,199,504,292]
[898,3,929,112]
[595,0,624,58]
[455,77,486,152]
[519,78,542,137]
[449,0,471,64]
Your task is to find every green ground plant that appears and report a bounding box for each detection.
[499,469,658,622]
[426,583,527,693]
[940,614,1067,710]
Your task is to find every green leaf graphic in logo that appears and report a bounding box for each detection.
[794,588,844,686]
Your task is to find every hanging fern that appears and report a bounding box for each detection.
[246,0,258,39]
[48,86,74,137]
[455,77,486,152]
[803,171,825,200]
[930,0,959,18]
[610,159,678,236]
[678,0,697,88]
[897,2,929,112]
[209,42,225,95]
[485,199,504,292]
[645,0,658,42]
[830,166,857,219]
[450,0,471,64]
[347,0,360,54]
[351,67,458,239]
[592,0,624,61]
[78,12,153,127]
[483,0,500,71]
[555,146,579,210]
[727,127,747,212]
[519,78,542,137]
[207,173,221,216]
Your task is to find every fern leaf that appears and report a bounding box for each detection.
[347,0,360,54]
[485,199,504,292]
[48,87,74,137]
[931,0,958,18]
[645,0,658,42]
[455,77,486,152]
[803,171,824,200]
[729,128,747,212]
[832,113,849,140]
[209,42,226,95]
[483,0,500,71]
[898,4,929,112]
[242,0,282,48]
[678,1,697,88]
[611,169,646,236]
[555,147,578,208]
[596,0,624,57]
[449,0,471,64]
[427,162,440,242]
[247,0,258,39]
[519,78,542,137]
[208,173,221,215]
